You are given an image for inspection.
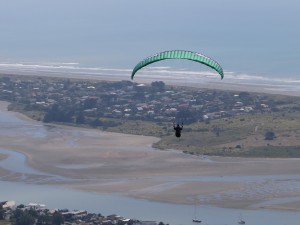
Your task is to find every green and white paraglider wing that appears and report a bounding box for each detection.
[131,50,224,80]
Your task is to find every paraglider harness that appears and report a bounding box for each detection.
[173,122,183,138]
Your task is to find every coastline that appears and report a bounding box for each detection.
[1,68,300,97]
[1,101,300,211]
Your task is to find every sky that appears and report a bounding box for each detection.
[0,0,300,77]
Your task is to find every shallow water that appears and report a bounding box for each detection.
[1,180,299,225]
[0,148,47,175]
[1,105,300,224]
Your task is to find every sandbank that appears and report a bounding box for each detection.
[1,101,300,211]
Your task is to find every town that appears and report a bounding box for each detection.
[0,201,164,225]
[1,74,300,157]
[0,74,289,126]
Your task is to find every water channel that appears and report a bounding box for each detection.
[0,104,299,225]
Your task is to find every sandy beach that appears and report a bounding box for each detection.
[1,100,300,211]
[1,66,300,97]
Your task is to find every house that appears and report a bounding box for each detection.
[1,201,16,209]
[234,101,243,107]
[61,210,87,218]
[27,203,46,210]
[112,109,122,116]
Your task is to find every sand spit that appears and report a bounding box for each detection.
[1,101,300,211]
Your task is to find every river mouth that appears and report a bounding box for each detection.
[1,179,299,225]
[1,101,300,225]
[0,148,49,175]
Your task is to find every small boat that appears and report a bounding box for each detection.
[237,213,245,224]
[238,219,245,224]
[192,218,202,223]
[192,200,201,223]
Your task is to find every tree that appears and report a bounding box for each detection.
[265,131,276,140]
[27,208,38,218]
[151,81,165,92]
[43,104,73,123]
[76,111,85,124]
[176,109,197,124]
[52,211,64,225]
[17,204,25,209]
[90,118,103,127]
[0,204,4,220]
[43,104,59,122]
[37,213,52,225]
[84,98,97,109]
[15,212,35,225]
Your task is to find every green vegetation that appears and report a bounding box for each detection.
[0,221,11,225]
[1,74,300,158]
[1,203,162,225]
[153,111,300,157]
[103,119,167,136]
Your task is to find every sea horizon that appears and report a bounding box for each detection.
[1,1,299,81]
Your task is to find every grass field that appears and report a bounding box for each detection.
[68,109,300,158]
[0,221,11,225]
[7,95,300,158]
[153,111,300,157]
[11,108,300,158]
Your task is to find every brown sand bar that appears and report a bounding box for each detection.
[1,101,300,211]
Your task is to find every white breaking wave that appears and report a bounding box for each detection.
[0,62,300,95]
[0,62,133,73]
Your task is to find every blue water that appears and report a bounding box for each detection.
[0,148,47,175]
[0,0,299,78]
[0,110,48,138]
[1,104,300,224]
[0,2,300,222]
[1,139,299,224]
[1,180,300,225]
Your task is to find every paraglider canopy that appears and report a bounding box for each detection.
[131,50,224,80]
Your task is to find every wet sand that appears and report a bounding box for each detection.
[1,101,300,211]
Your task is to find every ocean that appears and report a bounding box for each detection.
[1,2,300,224]
[0,0,299,79]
